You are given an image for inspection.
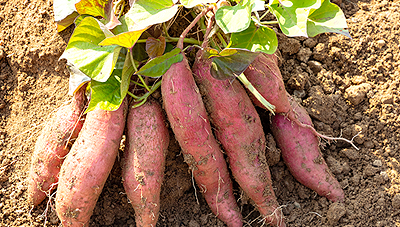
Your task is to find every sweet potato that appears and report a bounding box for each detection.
[270,96,344,202]
[161,56,243,227]
[192,51,285,227]
[122,98,169,227]
[27,86,86,206]
[244,53,291,114]
[244,53,357,147]
[55,99,127,227]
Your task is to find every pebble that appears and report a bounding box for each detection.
[327,202,346,225]
[380,171,389,182]
[351,76,366,85]
[188,220,200,227]
[307,60,323,73]
[297,47,312,62]
[345,83,372,105]
[392,194,400,210]
[364,164,379,177]
[293,89,306,98]
[0,99,5,109]
[372,159,383,167]
[294,201,301,208]
[376,40,386,48]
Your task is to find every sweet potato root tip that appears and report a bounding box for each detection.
[161,57,243,227]
[55,100,127,227]
[122,98,169,227]
[27,86,86,207]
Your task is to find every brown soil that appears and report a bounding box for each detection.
[1,0,399,226]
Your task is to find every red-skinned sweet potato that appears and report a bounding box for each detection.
[193,51,285,227]
[161,55,243,227]
[271,96,344,202]
[244,53,290,114]
[122,98,169,227]
[27,85,86,206]
[55,99,127,227]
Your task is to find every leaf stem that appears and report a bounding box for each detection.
[216,32,227,48]
[237,73,276,114]
[163,22,171,38]
[138,75,151,92]
[136,37,201,45]
[259,9,270,20]
[178,6,212,49]
[127,90,141,99]
[129,49,138,72]
[128,48,150,92]
[260,21,279,25]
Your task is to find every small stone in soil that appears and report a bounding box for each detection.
[392,194,400,210]
[345,83,372,105]
[327,202,346,225]
[372,160,383,167]
[376,40,386,48]
[307,61,323,73]
[380,171,389,182]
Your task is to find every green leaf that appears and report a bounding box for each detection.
[123,0,179,31]
[60,17,122,82]
[99,29,146,48]
[132,43,149,62]
[215,4,252,34]
[307,0,351,38]
[86,75,124,112]
[209,48,260,80]
[53,0,80,22]
[67,62,91,95]
[121,50,135,98]
[86,51,128,112]
[75,0,108,18]
[181,0,217,8]
[136,48,183,78]
[228,22,278,54]
[268,0,322,37]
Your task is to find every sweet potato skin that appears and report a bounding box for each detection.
[55,100,127,227]
[271,97,344,202]
[122,98,169,227]
[192,52,285,227]
[161,56,243,227]
[27,87,86,206]
[244,53,291,114]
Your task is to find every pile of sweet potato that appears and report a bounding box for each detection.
[27,49,345,227]
[26,7,347,227]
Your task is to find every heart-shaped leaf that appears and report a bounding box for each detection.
[146,37,166,58]
[86,51,128,112]
[307,0,351,38]
[67,62,91,95]
[228,22,278,54]
[209,48,260,80]
[56,11,79,32]
[99,29,146,48]
[215,4,252,34]
[123,0,179,31]
[136,48,183,78]
[75,0,108,18]
[268,0,322,37]
[121,50,136,98]
[60,16,122,82]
